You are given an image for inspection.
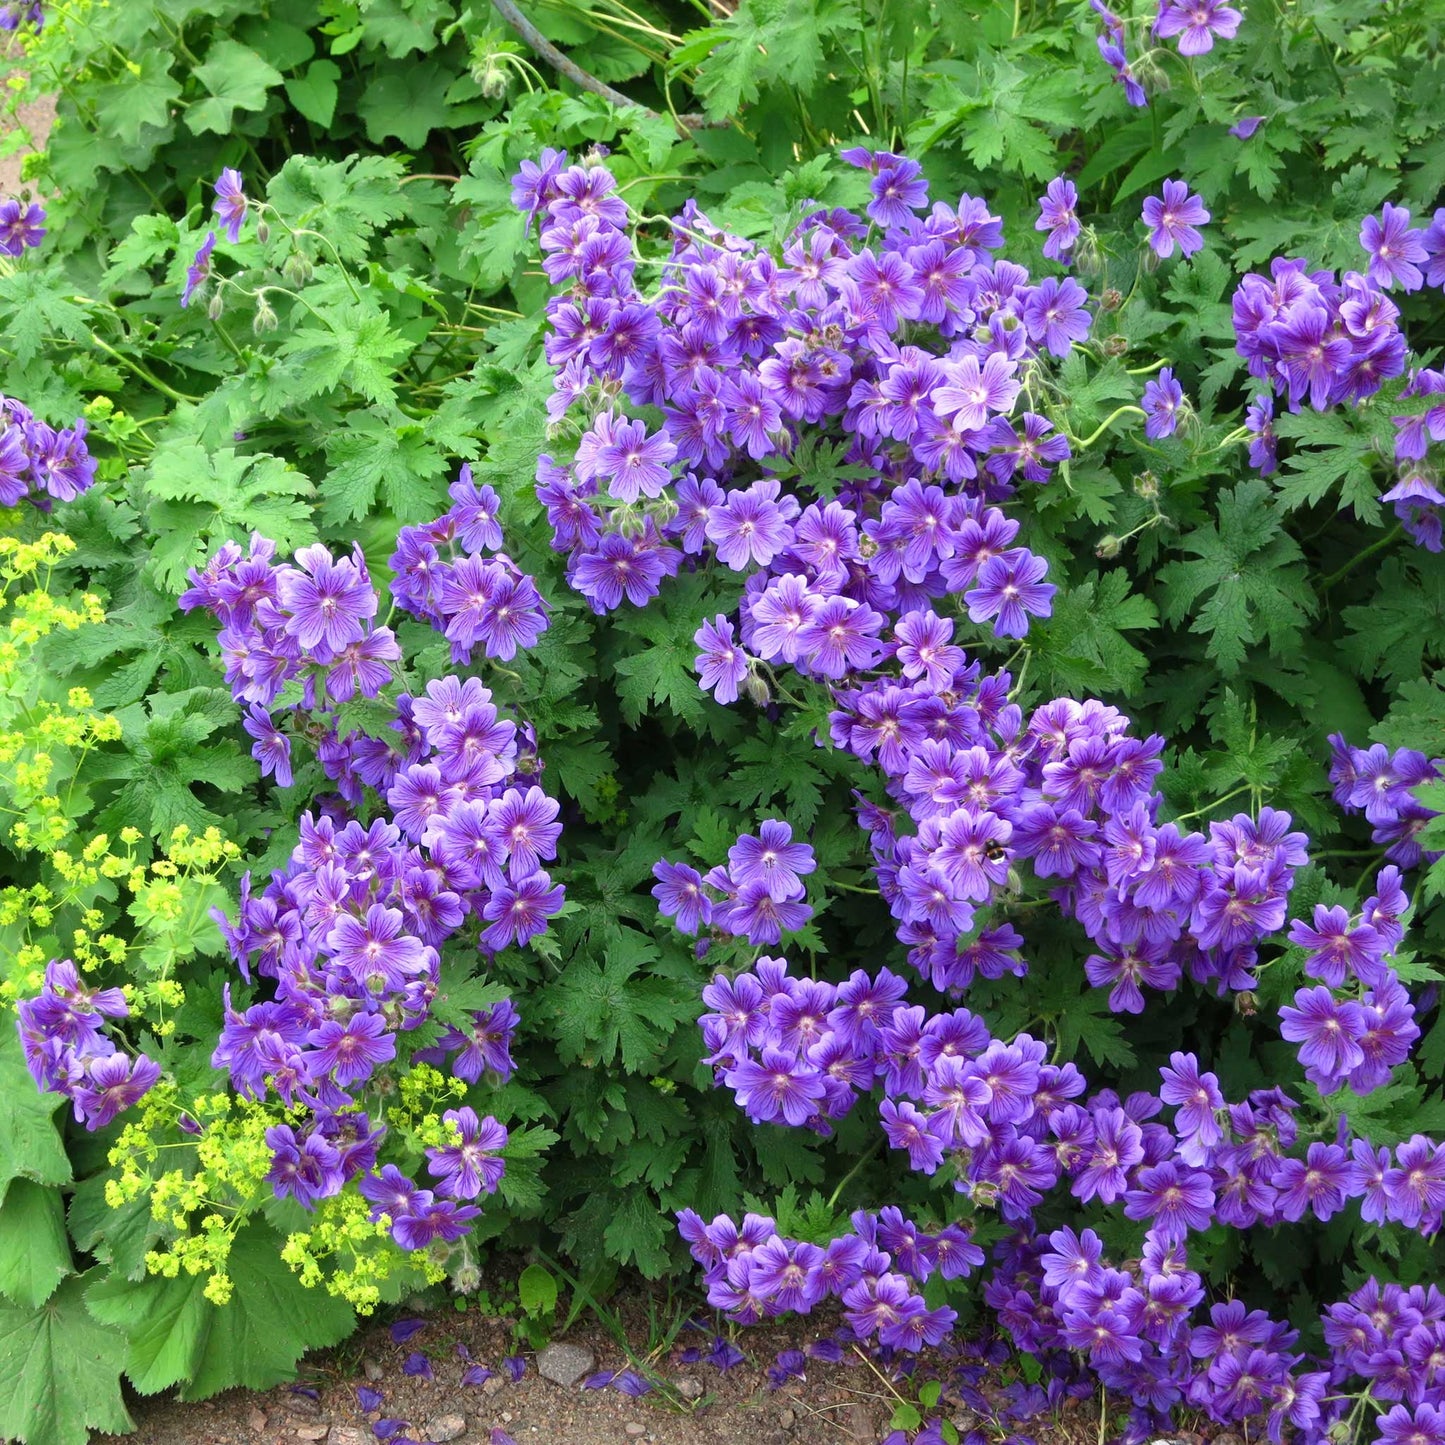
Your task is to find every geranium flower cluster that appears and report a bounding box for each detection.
[16,959,162,1129]
[0,197,45,257]
[180,534,563,1248]
[678,1202,980,1350]
[0,393,98,510]
[516,148,1078,649]
[389,465,550,665]
[1328,734,1443,870]
[654,819,815,947]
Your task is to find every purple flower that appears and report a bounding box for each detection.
[694,615,750,705]
[1377,1403,1445,1445]
[706,480,796,570]
[1360,203,1428,292]
[1022,276,1092,357]
[1141,180,1210,258]
[1280,986,1366,1084]
[481,871,564,950]
[278,544,377,660]
[1035,177,1080,260]
[69,1050,162,1130]
[935,352,1022,430]
[728,820,815,903]
[1097,36,1146,106]
[0,198,45,256]
[963,550,1055,638]
[306,1012,396,1087]
[1141,367,1185,438]
[726,1047,826,1126]
[243,704,293,787]
[213,168,248,243]
[426,1107,507,1199]
[327,905,428,994]
[1122,1161,1215,1240]
[1424,208,1445,288]
[866,153,929,227]
[265,1124,343,1209]
[1153,0,1241,54]
[1245,393,1276,474]
[653,860,712,934]
[1229,115,1263,139]
[181,230,217,308]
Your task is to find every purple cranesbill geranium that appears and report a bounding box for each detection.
[1153,0,1241,53]
[0,198,45,256]
[181,230,217,308]
[963,550,1056,638]
[1229,115,1264,139]
[213,168,248,242]
[327,904,429,994]
[1245,393,1276,474]
[490,785,562,880]
[480,871,565,950]
[1096,36,1146,106]
[1376,1404,1445,1445]
[1021,275,1092,357]
[306,1011,397,1087]
[725,1046,826,1126]
[243,704,293,786]
[1035,177,1081,260]
[1279,985,1366,1082]
[934,352,1022,430]
[652,859,712,934]
[705,480,797,570]
[1424,208,1445,288]
[694,615,750,705]
[1141,367,1185,438]
[728,820,816,903]
[426,1107,508,1199]
[1360,202,1428,292]
[265,1124,343,1208]
[278,544,377,658]
[1141,180,1210,259]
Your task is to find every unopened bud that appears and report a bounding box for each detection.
[478,62,508,99]
[253,298,279,334]
[283,250,313,287]
[1235,990,1259,1018]
[1095,534,1122,560]
[743,671,771,708]
[1100,287,1123,312]
[1073,228,1103,277]
[451,1261,482,1295]
[1139,244,1161,275]
[1103,333,1129,358]
[1134,470,1159,498]
[256,219,270,245]
[206,291,225,321]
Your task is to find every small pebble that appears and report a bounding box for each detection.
[675,1377,703,1401]
[248,1409,269,1434]
[331,1431,367,1445]
[285,1394,323,1418]
[362,1358,384,1382]
[483,1374,506,1396]
[625,1425,646,1438]
[424,1414,467,1443]
[295,1428,329,1442]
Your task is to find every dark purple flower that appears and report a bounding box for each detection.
[1141,367,1185,438]
[0,198,45,256]
[425,1107,507,1199]
[243,704,293,787]
[1245,393,1276,474]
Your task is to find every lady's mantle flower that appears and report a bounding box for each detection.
[1153,0,1242,54]
[1141,180,1210,259]
[213,168,248,243]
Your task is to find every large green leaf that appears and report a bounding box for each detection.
[186,40,285,135]
[0,1030,71,1209]
[0,1181,71,1309]
[0,1272,132,1445]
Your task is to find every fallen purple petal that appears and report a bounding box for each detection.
[503,1354,526,1382]
[390,1318,427,1344]
[461,1364,494,1387]
[401,1352,432,1380]
[582,1370,617,1389]
[613,1369,652,1397]
[356,1386,384,1413]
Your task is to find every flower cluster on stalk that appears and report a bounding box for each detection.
[0,393,97,510]
[176,528,563,1249]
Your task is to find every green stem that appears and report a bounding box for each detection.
[1069,404,1146,450]
[826,1134,885,1211]
[1320,525,1403,590]
[1171,783,1254,825]
[86,332,200,404]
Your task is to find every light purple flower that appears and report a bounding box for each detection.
[1360,203,1428,292]
[1153,0,1242,54]
[1142,180,1210,258]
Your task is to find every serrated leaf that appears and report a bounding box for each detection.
[187,40,284,135]
[0,1181,71,1308]
[0,1271,132,1445]
[0,1030,71,1209]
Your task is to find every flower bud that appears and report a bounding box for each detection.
[743,670,772,708]
[1073,228,1103,277]
[1095,534,1122,560]
[256,220,270,245]
[283,251,313,287]
[1235,990,1258,1018]
[206,291,225,321]
[451,1261,483,1295]
[1134,470,1159,498]
[1103,333,1129,358]
[253,298,279,334]
[1099,287,1123,312]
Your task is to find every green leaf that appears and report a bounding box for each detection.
[285,59,341,127]
[0,1029,71,1209]
[187,41,284,135]
[601,1190,671,1276]
[517,1263,558,1319]
[183,1224,353,1399]
[0,1272,132,1445]
[318,411,448,526]
[266,155,409,264]
[0,1181,71,1308]
[357,60,453,148]
[86,1269,212,1396]
[1156,481,1316,675]
[1034,570,1158,696]
[67,1174,159,1283]
[1273,408,1383,523]
[139,443,317,592]
[93,51,181,148]
[277,303,417,409]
